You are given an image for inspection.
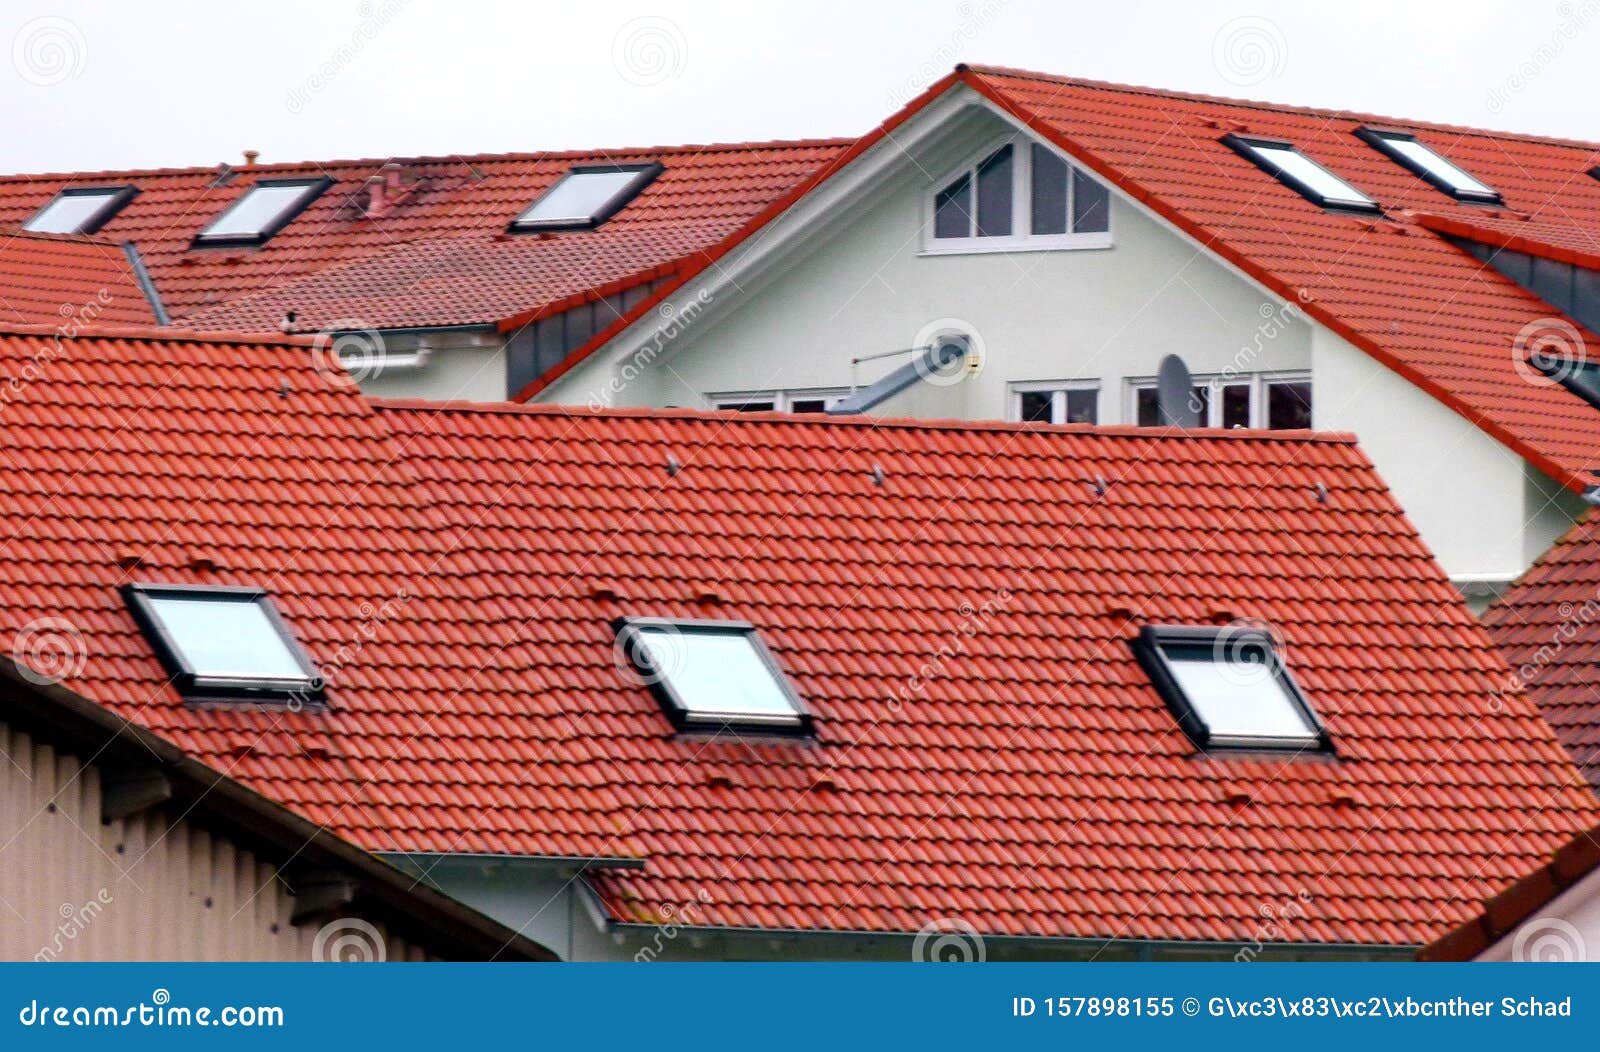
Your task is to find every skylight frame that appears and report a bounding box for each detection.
[24,185,138,235]
[121,583,325,705]
[614,616,814,735]
[1532,354,1600,411]
[1355,127,1501,204]
[1132,625,1330,753]
[1221,134,1380,214]
[192,176,333,247]
[509,162,664,232]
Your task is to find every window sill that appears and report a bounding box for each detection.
[918,233,1113,257]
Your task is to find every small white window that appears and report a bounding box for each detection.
[25,186,136,235]
[712,389,849,414]
[1356,128,1499,203]
[1011,381,1099,424]
[926,137,1112,254]
[511,163,662,231]
[1136,626,1326,751]
[1225,136,1377,213]
[617,619,811,733]
[195,179,329,245]
[1128,373,1310,429]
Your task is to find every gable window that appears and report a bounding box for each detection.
[1133,625,1328,751]
[121,584,323,704]
[1129,373,1311,429]
[194,178,331,246]
[616,618,812,734]
[712,389,848,414]
[926,138,1112,253]
[510,163,663,232]
[25,186,137,235]
[1355,128,1499,204]
[1011,381,1099,424]
[1222,135,1379,213]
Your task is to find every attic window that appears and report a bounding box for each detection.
[1133,625,1328,752]
[1356,128,1499,203]
[510,163,663,231]
[121,584,323,704]
[1533,354,1600,410]
[24,186,137,235]
[616,618,812,734]
[927,139,1111,253]
[1223,135,1379,213]
[194,177,331,246]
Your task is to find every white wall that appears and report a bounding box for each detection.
[356,332,507,402]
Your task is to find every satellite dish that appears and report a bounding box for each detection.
[1156,354,1199,428]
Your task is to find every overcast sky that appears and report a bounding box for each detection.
[2,0,1596,174]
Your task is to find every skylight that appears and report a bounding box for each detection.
[616,618,811,733]
[194,177,331,246]
[122,584,323,703]
[24,186,137,235]
[1223,135,1379,213]
[510,163,663,231]
[1134,625,1327,751]
[1356,128,1499,203]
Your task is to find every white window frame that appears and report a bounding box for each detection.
[921,134,1114,256]
[1124,371,1311,428]
[709,388,851,413]
[1008,380,1101,424]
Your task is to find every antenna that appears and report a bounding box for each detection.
[1156,354,1199,428]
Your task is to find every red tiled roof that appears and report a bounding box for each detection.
[0,230,158,326]
[528,66,1600,491]
[1483,511,1600,787]
[0,320,1590,947]
[1412,210,1600,272]
[0,140,848,326]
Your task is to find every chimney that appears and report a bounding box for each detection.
[242,149,260,167]
[365,162,405,218]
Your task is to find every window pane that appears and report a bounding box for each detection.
[787,399,824,414]
[1160,642,1318,743]
[1188,384,1210,425]
[1031,144,1069,236]
[1266,381,1312,429]
[516,169,641,226]
[1246,144,1374,208]
[719,400,775,412]
[1019,390,1055,422]
[1072,168,1111,233]
[975,144,1014,237]
[1135,387,1161,426]
[147,596,308,680]
[637,627,800,721]
[26,191,119,234]
[934,172,972,238]
[1220,383,1251,428]
[1386,137,1495,197]
[1065,388,1098,424]
[201,183,319,239]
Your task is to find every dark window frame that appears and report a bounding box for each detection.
[25,185,139,235]
[1533,354,1600,411]
[1221,134,1380,214]
[1131,624,1330,754]
[509,162,664,233]
[121,583,324,706]
[192,176,333,248]
[614,616,814,736]
[1354,127,1501,205]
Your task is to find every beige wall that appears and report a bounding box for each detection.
[0,723,431,962]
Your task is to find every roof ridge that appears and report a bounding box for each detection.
[961,63,1600,152]
[0,321,314,347]
[0,136,857,185]
[373,398,1360,443]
